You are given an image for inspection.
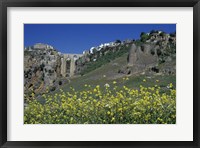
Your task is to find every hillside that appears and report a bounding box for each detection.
[24,30,177,124]
[54,53,175,95]
[24,30,176,101]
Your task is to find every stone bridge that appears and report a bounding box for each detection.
[61,54,83,77]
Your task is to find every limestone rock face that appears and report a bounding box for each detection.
[24,43,62,99]
[124,31,176,75]
[127,44,137,67]
[136,44,158,67]
[126,43,158,74]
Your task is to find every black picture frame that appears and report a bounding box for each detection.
[0,0,200,147]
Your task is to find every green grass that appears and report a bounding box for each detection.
[79,44,131,75]
[52,53,175,95]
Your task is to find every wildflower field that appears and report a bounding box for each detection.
[24,79,176,124]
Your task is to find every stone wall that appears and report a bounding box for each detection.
[60,54,83,77]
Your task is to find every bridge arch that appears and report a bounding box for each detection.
[61,54,83,77]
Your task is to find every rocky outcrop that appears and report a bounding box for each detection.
[24,43,83,100]
[120,31,176,75]
[24,44,62,98]
[123,43,158,75]
[127,43,158,66]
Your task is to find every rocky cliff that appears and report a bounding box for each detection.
[24,30,176,100]
[24,43,63,100]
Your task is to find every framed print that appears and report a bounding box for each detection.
[0,0,200,147]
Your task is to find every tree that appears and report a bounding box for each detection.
[140,33,149,42]
[150,30,156,34]
[140,32,145,38]
[160,32,166,37]
[170,32,176,37]
[115,39,121,43]
[93,48,97,54]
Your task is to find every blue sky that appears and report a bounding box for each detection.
[24,24,176,54]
